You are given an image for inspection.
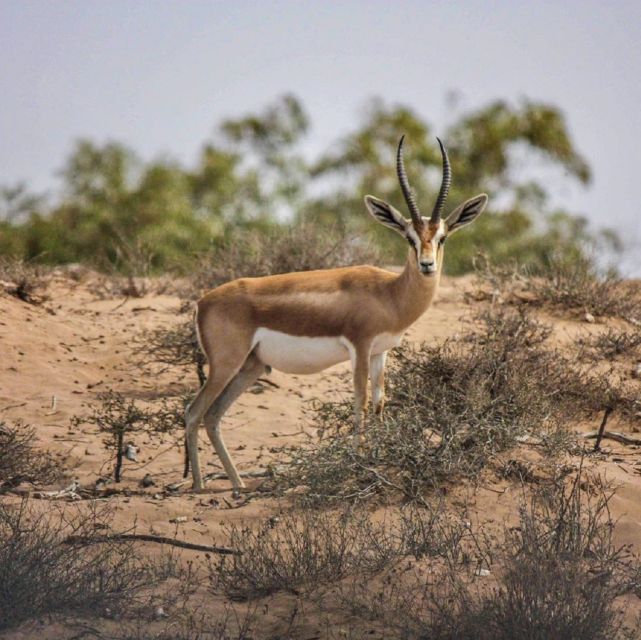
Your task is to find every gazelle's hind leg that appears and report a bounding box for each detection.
[185,339,253,491]
[370,351,387,416]
[203,352,266,495]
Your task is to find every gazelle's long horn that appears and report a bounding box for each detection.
[396,136,423,230]
[430,137,451,224]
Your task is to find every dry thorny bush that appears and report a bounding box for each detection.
[73,390,187,482]
[0,420,61,491]
[474,254,641,322]
[0,498,197,633]
[273,306,639,505]
[339,470,641,640]
[207,467,641,639]
[212,507,448,601]
[576,327,641,361]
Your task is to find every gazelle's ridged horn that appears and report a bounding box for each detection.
[396,136,423,230]
[430,137,451,224]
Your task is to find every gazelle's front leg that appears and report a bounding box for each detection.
[370,351,387,416]
[351,342,372,444]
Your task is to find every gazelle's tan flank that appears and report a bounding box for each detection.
[185,137,488,492]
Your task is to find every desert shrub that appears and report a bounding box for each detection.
[576,328,641,360]
[475,254,641,321]
[213,508,401,600]
[186,223,379,300]
[73,391,186,481]
[276,308,577,503]
[0,499,157,631]
[0,421,61,490]
[345,471,641,640]
[276,306,640,504]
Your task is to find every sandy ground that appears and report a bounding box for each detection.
[2,269,641,637]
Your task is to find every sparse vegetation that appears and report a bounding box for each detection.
[135,319,206,385]
[0,258,47,304]
[342,470,641,640]
[275,308,571,503]
[475,254,641,321]
[213,508,406,600]
[576,327,641,360]
[74,391,185,482]
[0,421,61,490]
[0,499,166,631]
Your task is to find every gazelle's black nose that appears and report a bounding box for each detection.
[419,260,435,274]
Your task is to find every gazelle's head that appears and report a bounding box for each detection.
[365,136,488,276]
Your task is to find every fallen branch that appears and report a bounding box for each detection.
[257,377,280,389]
[582,430,641,447]
[63,533,239,555]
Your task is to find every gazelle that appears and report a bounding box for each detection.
[185,136,488,493]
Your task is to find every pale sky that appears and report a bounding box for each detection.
[1,1,640,272]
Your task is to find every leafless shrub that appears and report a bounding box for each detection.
[0,258,47,304]
[344,470,641,640]
[576,328,641,361]
[73,391,186,481]
[213,508,402,601]
[0,420,61,490]
[134,319,206,385]
[185,223,379,300]
[0,499,160,631]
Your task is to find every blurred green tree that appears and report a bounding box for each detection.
[0,94,612,274]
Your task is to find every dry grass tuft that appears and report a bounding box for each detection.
[576,328,641,361]
[0,258,47,304]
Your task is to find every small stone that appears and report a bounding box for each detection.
[124,443,138,461]
[140,473,155,488]
[584,312,595,323]
[169,516,187,524]
[632,363,641,379]
[154,606,168,620]
[475,568,491,577]
[84,448,93,455]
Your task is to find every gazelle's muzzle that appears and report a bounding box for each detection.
[419,259,437,275]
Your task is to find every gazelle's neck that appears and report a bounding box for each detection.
[391,248,442,326]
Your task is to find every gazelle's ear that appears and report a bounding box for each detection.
[364,195,410,237]
[445,194,488,235]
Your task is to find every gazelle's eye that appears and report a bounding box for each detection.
[439,236,447,246]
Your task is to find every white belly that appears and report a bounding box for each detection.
[252,328,350,374]
[251,328,404,375]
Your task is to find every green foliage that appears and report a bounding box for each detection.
[0,94,610,274]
